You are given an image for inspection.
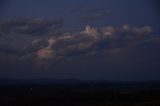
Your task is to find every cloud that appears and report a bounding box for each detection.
[100,26,115,37]
[71,5,112,21]
[81,25,100,39]
[0,44,19,55]
[79,10,112,21]
[71,5,107,13]
[33,25,154,59]
[119,25,153,36]
[1,18,153,63]
[0,17,64,35]
[0,18,28,33]
[0,22,157,68]
[79,13,109,21]
[36,37,56,60]
[37,47,55,60]
[0,21,160,80]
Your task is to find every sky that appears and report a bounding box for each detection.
[0,0,160,80]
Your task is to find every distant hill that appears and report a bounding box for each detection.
[0,78,160,90]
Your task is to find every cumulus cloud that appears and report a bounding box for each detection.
[37,47,54,60]
[81,25,100,39]
[33,25,154,59]
[120,25,152,36]
[36,37,56,60]
[100,26,115,37]
[0,22,156,67]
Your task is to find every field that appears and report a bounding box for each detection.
[0,82,160,106]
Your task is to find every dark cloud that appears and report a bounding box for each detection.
[71,5,111,14]
[0,44,18,55]
[31,24,156,68]
[31,38,160,80]
[0,32,2,37]
[0,18,28,33]
[71,5,112,21]
[0,18,64,35]
[0,40,160,80]
[79,10,112,21]
[0,22,159,79]
[0,24,154,57]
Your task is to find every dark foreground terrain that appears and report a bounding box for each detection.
[0,80,160,106]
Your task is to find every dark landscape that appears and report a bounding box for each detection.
[0,0,160,106]
[0,79,160,106]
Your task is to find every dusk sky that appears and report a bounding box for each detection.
[0,0,160,80]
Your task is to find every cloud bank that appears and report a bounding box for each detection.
[0,18,155,63]
[0,18,160,80]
